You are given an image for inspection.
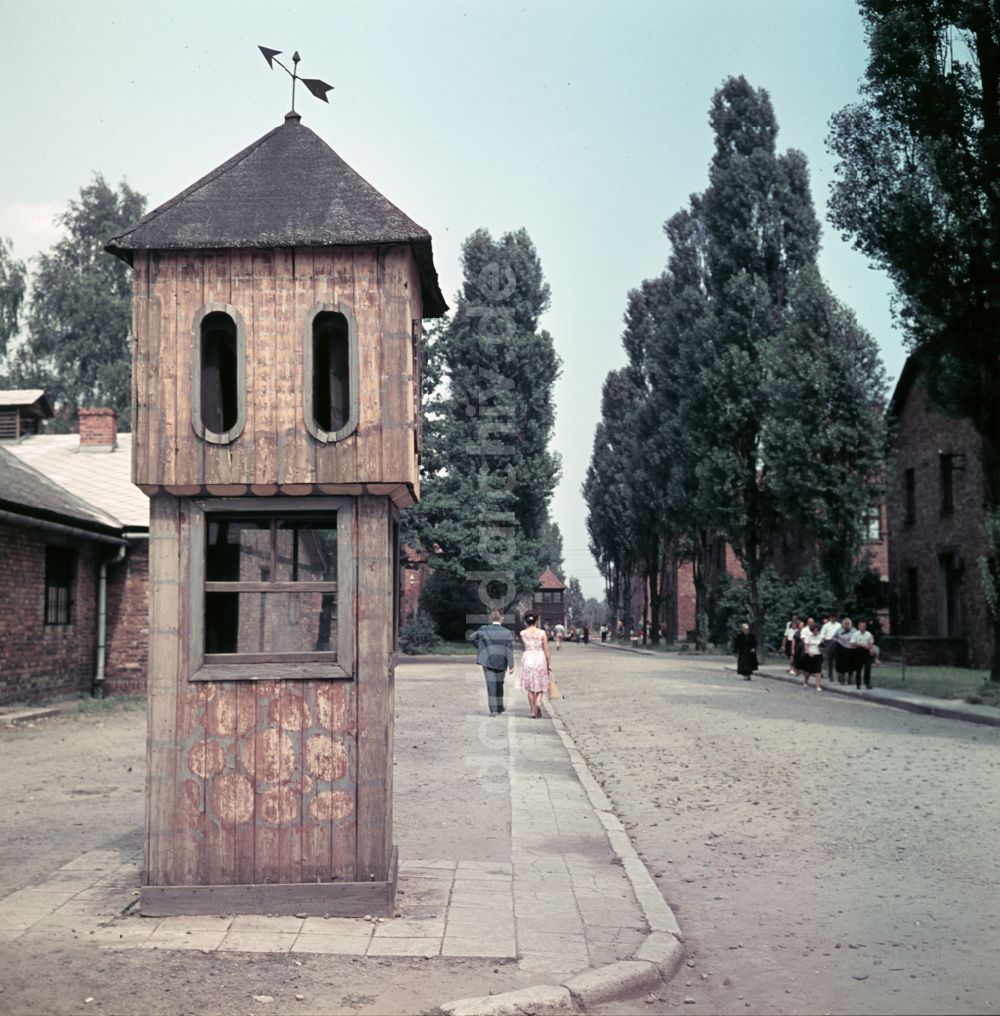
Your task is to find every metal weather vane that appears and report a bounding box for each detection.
[258,46,333,112]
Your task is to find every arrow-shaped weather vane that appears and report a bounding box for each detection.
[259,46,333,112]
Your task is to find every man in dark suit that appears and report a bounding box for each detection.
[469,608,515,716]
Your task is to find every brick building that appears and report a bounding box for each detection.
[885,357,991,667]
[1,400,150,704]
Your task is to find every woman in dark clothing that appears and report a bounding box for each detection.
[734,623,758,681]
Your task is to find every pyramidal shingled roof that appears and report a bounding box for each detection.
[536,568,567,590]
[106,112,446,317]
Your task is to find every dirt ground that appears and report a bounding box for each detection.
[0,672,522,1016]
[4,650,1000,1015]
[546,647,1000,1016]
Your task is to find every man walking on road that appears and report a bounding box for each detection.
[469,608,515,716]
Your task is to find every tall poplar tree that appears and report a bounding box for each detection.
[408,228,561,622]
[688,77,823,640]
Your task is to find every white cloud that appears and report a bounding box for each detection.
[0,202,65,263]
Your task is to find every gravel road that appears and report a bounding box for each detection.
[546,645,1000,1015]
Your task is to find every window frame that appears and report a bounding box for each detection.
[191,302,247,445]
[863,503,883,543]
[939,452,955,517]
[903,467,916,526]
[303,302,359,444]
[187,496,354,682]
[44,544,77,626]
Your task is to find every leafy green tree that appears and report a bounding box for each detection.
[593,77,887,651]
[0,237,26,357]
[539,520,565,579]
[3,175,146,428]
[407,228,562,624]
[583,370,640,631]
[766,267,887,609]
[828,0,1000,678]
[689,77,822,645]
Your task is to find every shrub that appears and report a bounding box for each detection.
[399,612,442,655]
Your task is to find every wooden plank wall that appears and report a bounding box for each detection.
[355,496,393,881]
[146,497,367,887]
[133,246,420,494]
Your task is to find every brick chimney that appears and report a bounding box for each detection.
[78,407,118,450]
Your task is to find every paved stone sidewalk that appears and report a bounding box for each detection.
[0,711,651,981]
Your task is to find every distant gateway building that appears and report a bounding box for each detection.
[534,568,566,628]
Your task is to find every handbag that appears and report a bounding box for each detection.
[548,675,561,700]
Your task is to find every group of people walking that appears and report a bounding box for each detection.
[781,613,879,691]
[734,612,880,690]
[470,609,553,718]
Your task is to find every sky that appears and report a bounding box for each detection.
[1,0,906,600]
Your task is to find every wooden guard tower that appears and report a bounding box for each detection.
[107,111,446,916]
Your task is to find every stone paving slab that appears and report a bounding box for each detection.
[0,670,680,1005]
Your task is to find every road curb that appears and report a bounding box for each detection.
[440,705,687,1015]
[725,664,1000,728]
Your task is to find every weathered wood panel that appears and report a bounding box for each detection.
[356,250,383,484]
[134,245,422,491]
[175,255,202,486]
[231,248,257,480]
[252,252,279,484]
[233,681,258,884]
[131,254,149,486]
[156,253,179,489]
[290,248,315,482]
[203,251,248,486]
[273,248,298,487]
[145,496,181,886]
[172,503,202,887]
[355,496,392,881]
[380,247,411,487]
[313,248,360,486]
[141,846,396,916]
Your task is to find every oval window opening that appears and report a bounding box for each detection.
[312,311,350,434]
[201,311,239,435]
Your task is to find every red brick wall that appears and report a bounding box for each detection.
[888,378,991,668]
[104,539,149,695]
[78,407,118,448]
[0,520,101,705]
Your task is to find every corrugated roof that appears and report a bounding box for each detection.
[106,113,447,317]
[0,445,122,534]
[5,433,149,529]
[536,568,567,590]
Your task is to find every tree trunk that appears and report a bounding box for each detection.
[647,533,661,645]
[692,530,709,650]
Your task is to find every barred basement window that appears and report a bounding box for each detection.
[44,546,76,625]
[192,304,246,444]
[304,303,358,442]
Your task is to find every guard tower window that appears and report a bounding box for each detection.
[193,304,246,444]
[313,312,350,432]
[204,515,338,660]
[190,497,353,682]
[202,313,238,433]
[305,304,357,442]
